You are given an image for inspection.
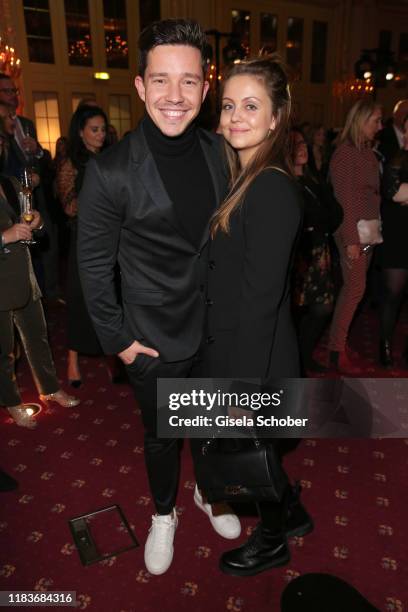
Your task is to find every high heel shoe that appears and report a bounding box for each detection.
[39,390,80,408]
[7,404,39,428]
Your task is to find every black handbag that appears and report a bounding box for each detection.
[195,436,289,504]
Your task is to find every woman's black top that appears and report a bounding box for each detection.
[201,168,303,383]
[298,175,343,246]
[381,149,408,269]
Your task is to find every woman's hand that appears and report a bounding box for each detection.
[346,244,361,261]
[21,136,38,154]
[2,223,32,245]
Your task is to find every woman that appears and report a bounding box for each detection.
[199,56,304,576]
[327,99,382,373]
[305,123,329,182]
[57,105,107,386]
[379,113,408,367]
[53,136,68,171]
[0,119,79,428]
[291,128,342,373]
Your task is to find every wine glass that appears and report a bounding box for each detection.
[23,124,34,164]
[19,168,36,245]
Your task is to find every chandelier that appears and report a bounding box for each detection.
[0,35,22,79]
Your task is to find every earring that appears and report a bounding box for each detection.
[267,129,272,138]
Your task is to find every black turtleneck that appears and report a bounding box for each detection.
[142,113,216,248]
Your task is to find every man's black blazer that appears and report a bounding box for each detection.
[17,116,37,140]
[0,176,32,311]
[77,120,227,361]
[378,124,401,163]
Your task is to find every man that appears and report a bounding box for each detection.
[0,101,25,178]
[0,101,42,188]
[77,19,241,576]
[378,98,408,163]
[0,73,42,161]
[0,73,59,300]
[0,102,16,136]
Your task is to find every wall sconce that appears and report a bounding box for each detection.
[94,72,110,80]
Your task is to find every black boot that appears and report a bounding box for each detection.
[286,481,314,538]
[219,524,290,576]
[379,339,393,368]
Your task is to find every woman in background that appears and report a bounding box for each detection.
[291,128,342,373]
[305,123,330,182]
[57,105,107,386]
[53,136,68,172]
[379,113,408,367]
[327,99,382,373]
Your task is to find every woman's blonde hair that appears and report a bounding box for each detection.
[339,98,381,150]
[211,54,293,236]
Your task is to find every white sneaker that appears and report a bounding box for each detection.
[144,509,178,575]
[194,485,241,539]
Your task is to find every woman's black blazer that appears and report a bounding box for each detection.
[202,168,303,383]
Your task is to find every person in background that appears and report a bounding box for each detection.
[0,102,15,135]
[107,124,119,146]
[379,113,408,367]
[37,147,61,302]
[327,99,382,373]
[291,128,343,373]
[56,105,109,386]
[0,100,25,178]
[378,99,408,163]
[77,97,98,109]
[0,72,43,163]
[0,118,79,428]
[51,136,70,276]
[0,76,58,300]
[304,123,330,183]
[53,136,68,171]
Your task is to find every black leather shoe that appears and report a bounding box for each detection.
[0,469,18,492]
[286,481,314,538]
[219,525,290,576]
[379,340,393,368]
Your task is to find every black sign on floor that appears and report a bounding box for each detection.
[68,504,139,566]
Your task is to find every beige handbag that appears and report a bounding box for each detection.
[356,219,383,246]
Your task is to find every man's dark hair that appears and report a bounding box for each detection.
[138,19,208,78]
[0,72,12,81]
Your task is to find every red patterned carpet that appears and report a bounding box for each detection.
[1,304,408,612]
